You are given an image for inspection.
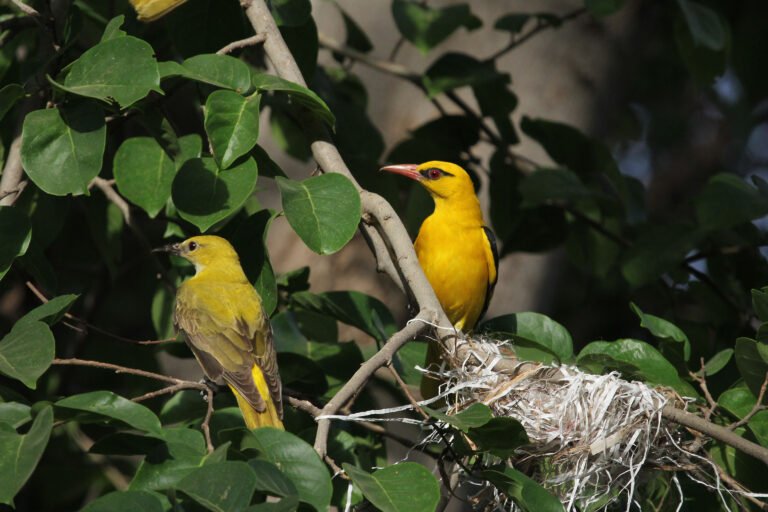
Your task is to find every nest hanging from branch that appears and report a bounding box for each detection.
[426,333,740,511]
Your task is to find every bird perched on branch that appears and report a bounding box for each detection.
[381,161,498,399]
[156,236,283,429]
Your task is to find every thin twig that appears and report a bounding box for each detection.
[488,8,587,61]
[216,33,266,55]
[690,358,718,421]
[728,372,768,431]
[52,357,215,453]
[26,281,177,345]
[90,177,132,226]
[387,363,428,420]
[10,0,40,17]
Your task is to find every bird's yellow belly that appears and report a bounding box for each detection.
[415,226,489,331]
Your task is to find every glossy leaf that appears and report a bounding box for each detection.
[251,73,334,127]
[100,15,127,42]
[482,312,574,363]
[242,427,332,511]
[718,386,768,447]
[344,462,440,512]
[701,349,734,377]
[578,339,696,396]
[0,206,32,281]
[0,320,54,389]
[422,53,498,98]
[20,102,106,196]
[290,290,396,343]
[230,209,279,316]
[467,418,529,457]
[247,459,298,498]
[0,406,53,505]
[752,288,768,322]
[482,467,564,512]
[734,337,768,397]
[181,54,252,93]
[19,294,78,326]
[270,0,311,27]
[676,0,726,51]
[392,1,481,53]
[114,137,176,217]
[205,91,261,169]
[56,391,163,435]
[0,402,31,429]
[423,403,493,432]
[80,491,165,512]
[621,224,700,287]
[172,156,259,232]
[695,174,768,231]
[276,174,361,255]
[630,303,691,361]
[178,461,257,512]
[60,36,161,108]
[519,168,593,206]
[128,428,207,491]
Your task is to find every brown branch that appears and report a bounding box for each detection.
[488,8,587,61]
[26,281,176,345]
[387,363,428,420]
[89,177,132,226]
[217,33,266,55]
[0,134,26,206]
[51,358,215,453]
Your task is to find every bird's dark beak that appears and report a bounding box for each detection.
[153,243,181,255]
[380,163,422,181]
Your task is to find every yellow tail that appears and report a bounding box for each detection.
[420,341,444,400]
[230,365,283,430]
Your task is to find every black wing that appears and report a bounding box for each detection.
[479,225,499,321]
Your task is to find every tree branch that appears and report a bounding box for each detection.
[0,134,26,206]
[217,33,266,55]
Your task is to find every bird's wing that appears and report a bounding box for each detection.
[175,287,269,413]
[234,313,283,418]
[479,226,499,319]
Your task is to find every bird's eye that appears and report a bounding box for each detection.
[188,241,198,251]
[428,168,442,179]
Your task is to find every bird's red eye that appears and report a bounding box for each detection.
[428,168,441,179]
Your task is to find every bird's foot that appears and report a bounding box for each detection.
[199,377,222,401]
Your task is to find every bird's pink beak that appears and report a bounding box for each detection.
[380,163,422,181]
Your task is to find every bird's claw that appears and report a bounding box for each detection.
[199,377,222,402]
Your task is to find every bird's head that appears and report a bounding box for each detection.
[380,161,474,200]
[154,235,240,273]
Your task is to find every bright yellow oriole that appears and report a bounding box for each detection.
[381,161,498,398]
[157,235,283,429]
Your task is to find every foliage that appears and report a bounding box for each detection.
[0,0,766,511]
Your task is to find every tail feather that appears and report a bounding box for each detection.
[230,364,283,430]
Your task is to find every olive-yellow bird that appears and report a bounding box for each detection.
[381,161,498,398]
[157,235,283,429]
[129,0,187,21]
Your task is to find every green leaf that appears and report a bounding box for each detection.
[695,174,768,231]
[577,339,696,396]
[338,6,373,53]
[276,174,361,255]
[630,303,690,361]
[422,53,498,98]
[621,224,699,287]
[0,206,32,281]
[752,288,768,322]
[20,294,78,326]
[178,461,257,512]
[172,156,259,232]
[0,84,24,123]
[482,467,564,512]
[251,73,334,127]
[701,349,734,377]
[482,312,574,363]
[423,402,493,432]
[734,337,768,397]
[129,427,207,491]
[585,0,626,17]
[181,54,252,93]
[59,36,161,108]
[519,168,593,206]
[0,406,53,506]
[56,391,163,435]
[392,1,481,54]
[242,428,332,511]
[100,15,127,42]
[473,73,518,143]
[114,137,176,218]
[20,102,106,196]
[343,462,440,512]
[676,0,726,50]
[247,459,298,498]
[270,0,311,27]
[81,491,164,512]
[205,90,261,169]
[718,385,768,447]
[467,418,529,457]
[151,285,176,340]
[0,321,54,389]
[290,291,396,343]
[230,209,279,316]
[0,402,31,428]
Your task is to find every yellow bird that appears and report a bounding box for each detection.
[157,235,283,429]
[381,161,498,398]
